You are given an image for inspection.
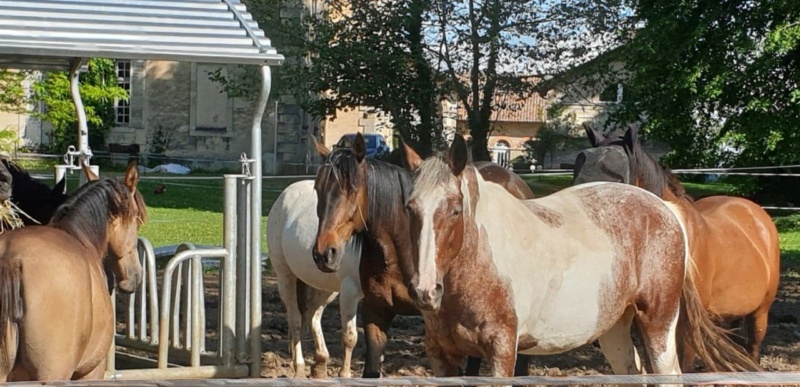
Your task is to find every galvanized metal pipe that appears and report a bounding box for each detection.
[68,57,89,157]
[191,254,202,367]
[158,248,227,369]
[137,237,160,345]
[222,175,243,367]
[235,176,249,359]
[248,64,272,378]
[106,364,250,381]
[106,289,116,374]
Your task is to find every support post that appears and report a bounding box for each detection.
[68,58,95,186]
[222,175,241,367]
[248,65,271,378]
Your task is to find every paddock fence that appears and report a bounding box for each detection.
[7,372,800,386]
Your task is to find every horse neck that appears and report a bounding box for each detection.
[50,203,111,260]
[363,161,411,233]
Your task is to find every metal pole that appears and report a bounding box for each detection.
[248,65,272,377]
[222,175,240,367]
[68,58,89,157]
[235,177,249,359]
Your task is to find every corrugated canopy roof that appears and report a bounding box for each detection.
[0,0,284,71]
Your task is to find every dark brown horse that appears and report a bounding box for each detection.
[0,158,68,226]
[0,161,147,381]
[310,133,534,377]
[573,123,781,370]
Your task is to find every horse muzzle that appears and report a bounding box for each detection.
[117,271,141,294]
[312,246,341,273]
[409,280,444,312]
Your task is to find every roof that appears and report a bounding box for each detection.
[0,0,284,71]
[456,90,547,123]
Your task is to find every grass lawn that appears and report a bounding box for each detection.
[43,171,800,267]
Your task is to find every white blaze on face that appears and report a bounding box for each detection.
[414,188,446,295]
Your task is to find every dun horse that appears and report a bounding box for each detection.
[573,123,781,370]
[0,161,147,381]
[399,134,759,384]
[309,133,534,377]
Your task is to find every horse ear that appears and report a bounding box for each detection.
[310,134,331,160]
[583,122,603,148]
[623,123,639,150]
[81,160,99,181]
[123,159,139,192]
[399,136,423,172]
[52,175,67,196]
[447,134,469,176]
[352,133,366,162]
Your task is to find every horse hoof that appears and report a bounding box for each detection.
[362,371,381,378]
[311,364,329,378]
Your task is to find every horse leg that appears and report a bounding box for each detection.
[74,359,106,380]
[744,305,770,365]
[636,304,682,387]
[338,279,362,378]
[424,335,462,377]
[275,269,306,378]
[306,288,337,378]
[361,304,394,378]
[597,307,644,376]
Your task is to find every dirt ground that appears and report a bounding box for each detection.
[116,263,800,380]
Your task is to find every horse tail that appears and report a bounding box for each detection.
[664,202,761,372]
[0,258,22,371]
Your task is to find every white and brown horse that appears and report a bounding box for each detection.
[400,135,760,383]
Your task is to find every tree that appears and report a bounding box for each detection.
[427,0,633,160]
[0,60,126,154]
[30,59,128,153]
[610,0,800,171]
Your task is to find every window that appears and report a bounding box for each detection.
[190,63,233,137]
[114,60,131,125]
[599,83,623,103]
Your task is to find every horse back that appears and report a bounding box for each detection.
[0,226,111,379]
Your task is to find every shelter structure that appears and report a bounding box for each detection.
[0,0,283,380]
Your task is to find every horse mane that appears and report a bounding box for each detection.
[628,140,693,202]
[409,154,474,217]
[49,178,147,256]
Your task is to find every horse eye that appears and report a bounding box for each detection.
[451,205,462,216]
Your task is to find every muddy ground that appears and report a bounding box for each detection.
[116,263,800,380]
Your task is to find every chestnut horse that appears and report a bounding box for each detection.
[0,161,147,381]
[399,134,759,383]
[573,123,781,370]
[310,133,534,377]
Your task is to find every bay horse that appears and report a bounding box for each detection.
[399,134,760,383]
[310,133,535,378]
[0,158,69,226]
[267,179,363,377]
[572,123,781,370]
[0,160,147,381]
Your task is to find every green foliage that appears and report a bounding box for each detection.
[0,70,29,114]
[30,59,128,154]
[0,128,19,154]
[608,0,800,174]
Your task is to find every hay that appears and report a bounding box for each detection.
[0,201,35,233]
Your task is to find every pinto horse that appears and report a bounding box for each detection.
[399,134,760,383]
[572,123,781,370]
[310,133,535,378]
[0,160,147,381]
[0,158,69,225]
